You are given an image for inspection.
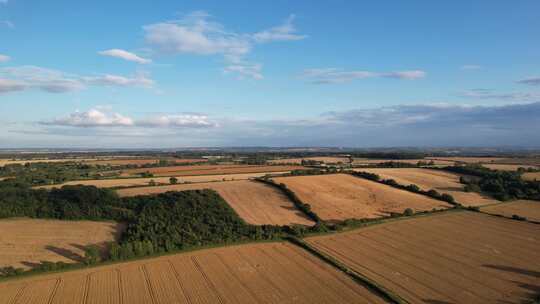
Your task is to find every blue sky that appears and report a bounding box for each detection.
[1,0,539,148]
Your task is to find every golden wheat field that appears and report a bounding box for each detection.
[480,200,540,222]
[352,158,454,166]
[36,171,290,189]
[307,211,540,304]
[0,219,124,269]
[425,156,506,164]
[0,158,95,167]
[0,242,387,304]
[482,164,539,171]
[273,174,450,222]
[268,156,351,164]
[117,180,314,226]
[84,158,207,166]
[355,168,498,207]
[522,172,540,181]
[117,164,305,177]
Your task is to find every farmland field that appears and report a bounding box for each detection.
[307,212,540,304]
[118,164,305,177]
[118,180,314,226]
[0,219,124,269]
[480,200,540,222]
[425,156,506,164]
[0,158,97,167]
[268,156,351,164]
[482,164,539,171]
[36,172,289,189]
[355,168,498,206]
[523,172,540,181]
[352,158,454,166]
[84,158,207,166]
[273,174,450,222]
[0,242,387,304]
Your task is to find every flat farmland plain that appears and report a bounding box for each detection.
[118,180,314,226]
[36,172,289,189]
[0,219,124,269]
[268,156,351,164]
[523,172,540,181]
[425,157,506,164]
[84,158,207,166]
[273,174,450,222]
[307,212,540,304]
[355,168,498,206]
[482,164,539,171]
[0,242,387,304]
[118,164,305,177]
[352,158,454,166]
[480,200,540,222]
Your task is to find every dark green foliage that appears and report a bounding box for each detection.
[169,177,178,184]
[445,165,540,201]
[83,245,101,265]
[511,214,527,221]
[403,208,414,216]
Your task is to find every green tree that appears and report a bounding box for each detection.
[169,177,178,184]
[84,245,101,265]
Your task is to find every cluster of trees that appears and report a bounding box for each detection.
[444,165,540,201]
[350,171,458,206]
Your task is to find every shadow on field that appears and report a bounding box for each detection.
[422,300,455,304]
[45,245,85,262]
[483,264,540,278]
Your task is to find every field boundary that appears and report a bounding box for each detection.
[286,236,409,304]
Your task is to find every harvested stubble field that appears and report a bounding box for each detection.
[36,172,289,189]
[0,219,124,269]
[482,163,539,171]
[0,242,387,304]
[480,200,540,222]
[523,172,540,181]
[352,158,454,166]
[268,156,351,164]
[0,158,97,167]
[273,174,450,222]
[118,180,314,226]
[425,156,506,164]
[84,158,207,166]
[355,168,498,207]
[118,164,305,177]
[307,211,540,304]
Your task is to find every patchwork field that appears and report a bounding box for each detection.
[523,172,540,181]
[352,158,454,166]
[355,168,498,207]
[0,242,386,304]
[118,180,314,226]
[480,200,540,222]
[84,158,207,166]
[307,212,540,304]
[482,164,539,171]
[273,174,450,222]
[0,158,96,167]
[268,156,351,164]
[425,156,506,164]
[36,172,289,189]
[0,219,124,269]
[118,164,305,177]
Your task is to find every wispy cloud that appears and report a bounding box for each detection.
[517,77,540,86]
[301,68,426,84]
[0,54,10,62]
[460,65,482,70]
[0,78,26,93]
[143,11,305,79]
[42,109,134,127]
[0,20,14,29]
[461,88,540,101]
[0,66,155,94]
[98,49,151,64]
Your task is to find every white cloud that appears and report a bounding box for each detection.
[252,15,307,43]
[0,54,10,62]
[42,109,217,129]
[98,49,151,64]
[144,11,305,80]
[461,89,540,101]
[42,109,134,127]
[224,63,263,80]
[84,73,154,88]
[517,77,540,86]
[460,65,482,70]
[0,78,26,93]
[301,68,426,84]
[0,66,156,94]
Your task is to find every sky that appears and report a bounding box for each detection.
[1,0,539,148]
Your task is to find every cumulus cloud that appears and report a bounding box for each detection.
[252,15,307,43]
[0,66,155,94]
[98,49,151,64]
[461,89,540,101]
[144,11,305,79]
[460,65,482,70]
[42,109,217,129]
[301,68,426,84]
[517,77,540,86]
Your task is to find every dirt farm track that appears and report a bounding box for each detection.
[307,211,540,304]
[0,242,387,304]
